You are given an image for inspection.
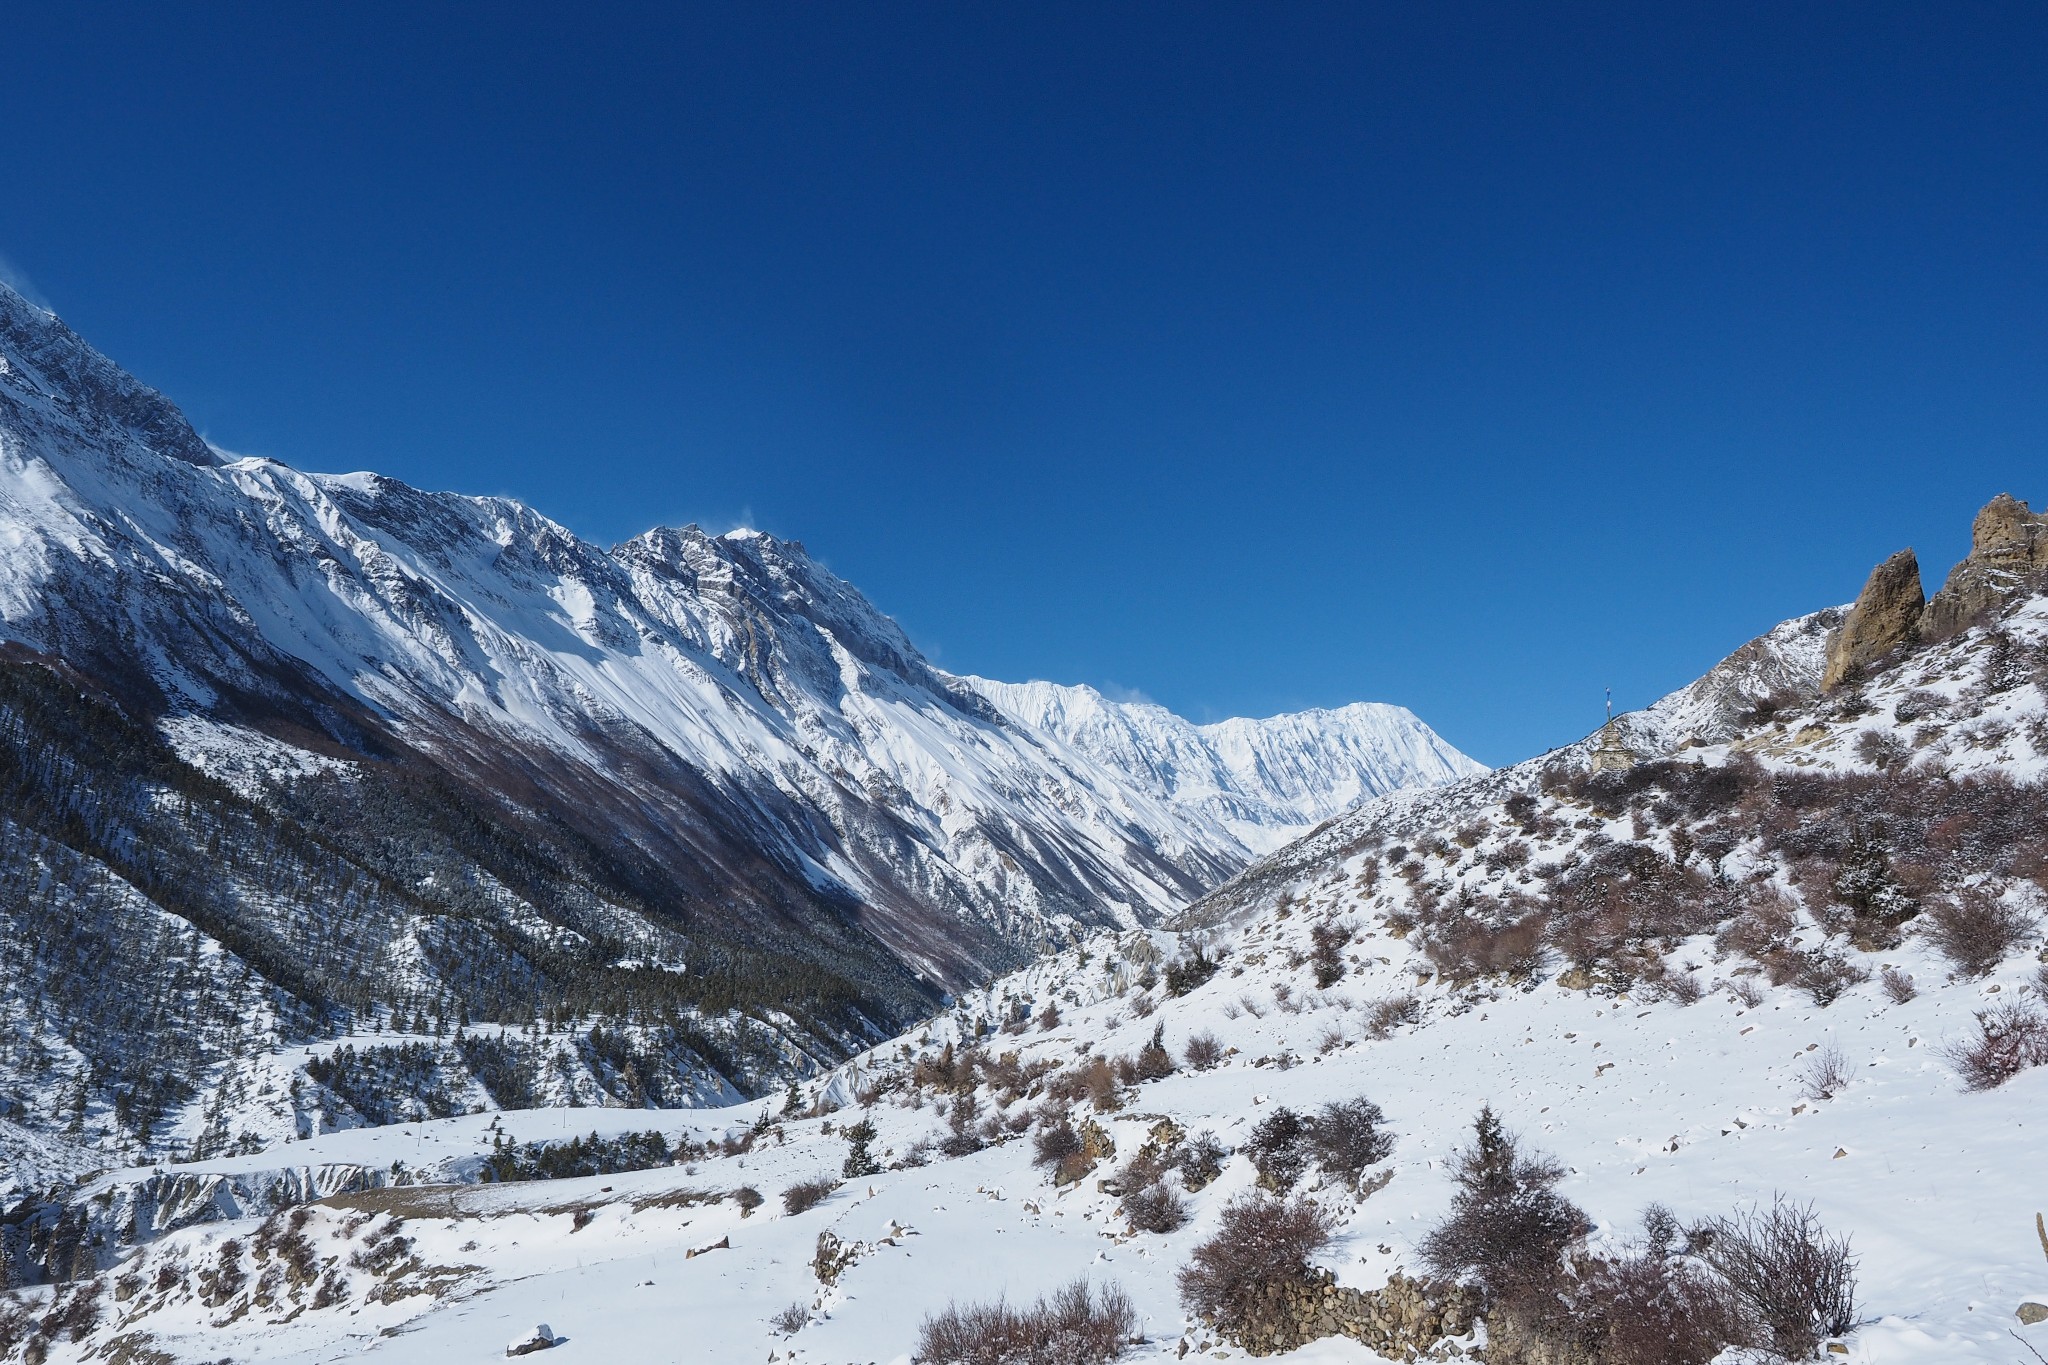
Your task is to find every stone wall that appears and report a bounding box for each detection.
[1208,1268,1481,1360]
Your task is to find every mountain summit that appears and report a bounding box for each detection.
[0,281,1476,1166]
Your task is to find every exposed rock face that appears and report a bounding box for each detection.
[1821,548,1924,689]
[1919,493,2048,641]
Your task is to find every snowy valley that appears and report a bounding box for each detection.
[3,479,2046,1365]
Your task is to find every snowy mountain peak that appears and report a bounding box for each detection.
[0,279,218,468]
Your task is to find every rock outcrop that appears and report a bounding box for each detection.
[1919,493,2048,641]
[1821,548,1924,689]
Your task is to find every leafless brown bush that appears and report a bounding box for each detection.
[1946,1000,2048,1090]
[1366,993,1421,1038]
[1727,975,1765,1009]
[1124,1182,1189,1234]
[1176,1193,1336,1336]
[1880,966,1918,1003]
[770,1301,809,1334]
[781,1176,838,1215]
[1183,1031,1224,1070]
[916,1277,1136,1365]
[1794,951,1869,1006]
[1700,1196,1858,1359]
[1308,1095,1395,1187]
[1802,1045,1850,1099]
[1922,887,2037,977]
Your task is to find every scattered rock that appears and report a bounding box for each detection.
[506,1324,557,1356]
[2019,1302,2048,1325]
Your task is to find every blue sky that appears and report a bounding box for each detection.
[3,3,2043,765]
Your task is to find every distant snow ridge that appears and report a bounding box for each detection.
[0,279,1476,987]
[963,678,1484,854]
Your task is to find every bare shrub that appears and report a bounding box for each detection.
[1316,1023,1346,1055]
[1183,1032,1224,1070]
[1164,943,1218,996]
[1176,1193,1336,1336]
[916,1277,1136,1365]
[1310,921,1347,988]
[1244,1107,1313,1191]
[1700,1196,1858,1359]
[1308,1096,1394,1187]
[1855,729,1910,770]
[1033,1112,1084,1174]
[1922,887,2037,977]
[1134,1023,1176,1081]
[1366,994,1421,1038]
[781,1176,838,1215]
[1946,999,2048,1090]
[1037,1003,1061,1031]
[1541,1246,1756,1365]
[1124,1182,1189,1234]
[1656,966,1705,1005]
[1795,951,1869,1006]
[1419,1106,1588,1295]
[770,1301,808,1334]
[1176,1130,1227,1191]
[1728,975,1765,1009]
[1802,1046,1850,1099]
[1880,966,1917,1003]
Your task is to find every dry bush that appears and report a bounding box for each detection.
[1124,1182,1189,1234]
[1424,904,1549,983]
[1038,1003,1061,1031]
[1176,1193,1336,1336]
[1700,1196,1858,1359]
[1794,951,1869,1006]
[1419,1107,1588,1296]
[1543,1246,1755,1365]
[1134,1023,1177,1081]
[1183,1032,1224,1070]
[1921,887,2037,977]
[1728,975,1765,1009]
[1032,1111,1084,1174]
[782,1176,838,1215]
[1946,999,2048,1090]
[1655,966,1705,1005]
[771,1301,809,1334]
[1309,921,1347,988]
[1366,993,1421,1038]
[1244,1107,1314,1191]
[1176,1130,1227,1191]
[1308,1095,1395,1187]
[1880,966,1917,1003]
[1164,943,1219,996]
[1802,1046,1851,1099]
[1855,729,1910,770]
[1317,1023,1346,1055]
[916,1277,1136,1365]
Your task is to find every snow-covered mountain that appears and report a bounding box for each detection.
[963,679,1482,855]
[0,280,1478,1169]
[12,503,2046,1364]
[0,282,1472,965]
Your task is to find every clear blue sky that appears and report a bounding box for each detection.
[3,4,2043,765]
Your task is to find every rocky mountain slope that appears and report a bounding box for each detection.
[6,498,2042,1364]
[0,282,1474,1177]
